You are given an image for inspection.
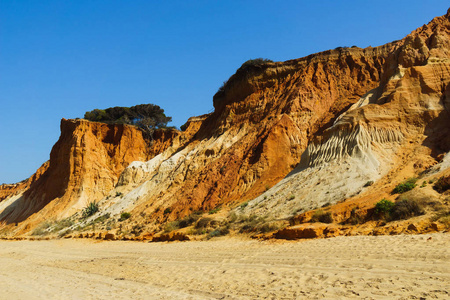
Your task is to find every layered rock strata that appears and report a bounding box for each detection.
[1,9,449,236]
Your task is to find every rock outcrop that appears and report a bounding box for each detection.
[0,161,48,202]
[0,119,160,233]
[109,43,393,227]
[239,9,450,220]
[1,9,450,237]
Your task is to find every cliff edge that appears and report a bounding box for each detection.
[1,9,450,238]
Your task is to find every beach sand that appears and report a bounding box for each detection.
[0,233,448,299]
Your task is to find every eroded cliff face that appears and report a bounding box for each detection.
[241,9,450,220]
[0,119,173,234]
[0,161,49,202]
[1,10,450,237]
[103,43,394,228]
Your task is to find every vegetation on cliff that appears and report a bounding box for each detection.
[215,58,273,96]
[84,103,172,140]
[1,10,450,240]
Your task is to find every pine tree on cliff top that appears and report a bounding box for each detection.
[83,103,172,141]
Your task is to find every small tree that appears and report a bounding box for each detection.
[83,103,172,141]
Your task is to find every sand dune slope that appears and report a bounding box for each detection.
[0,234,448,299]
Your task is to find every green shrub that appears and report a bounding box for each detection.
[31,222,52,236]
[58,228,72,238]
[240,202,248,209]
[392,178,417,194]
[195,217,214,229]
[375,198,424,221]
[215,58,273,95]
[239,58,273,69]
[228,212,238,223]
[93,213,110,223]
[364,180,374,187]
[375,199,395,215]
[31,218,75,236]
[177,212,202,228]
[433,176,450,193]
[430,210,450,222]
[52,218,74,232]
[310,210,333,223]
[83,104,172,143]
[209,207,221,215]
[163,221,179,233]
[288,195,295,201]
[163,208,172,215]
[255,222,279,233]
[82,202,99,218]
[238,218,279,234]
[207,226,230,239]
[238,215,267,233]
[217,80,228,94]
[119,212,131,221]
[84,104,171,129]
[390,199,424,220]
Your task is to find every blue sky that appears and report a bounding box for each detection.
[1,0,449,184]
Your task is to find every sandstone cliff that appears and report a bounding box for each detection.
[0,119,165,234]
[1,9,450,238]
[240,9,450,223]
[96,43,392,232]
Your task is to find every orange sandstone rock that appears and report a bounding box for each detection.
[2,10,450,238]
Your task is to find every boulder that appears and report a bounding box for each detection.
[104,233,115,240]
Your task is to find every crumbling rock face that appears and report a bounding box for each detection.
[240,9,450,220]
[2,10,450,236]
[0,161,49,202]
[0,119,157,233]
[108,42,394,225]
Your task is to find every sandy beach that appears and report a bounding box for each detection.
[0,233,448,299]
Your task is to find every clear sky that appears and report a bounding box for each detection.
[1,1,449,184]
